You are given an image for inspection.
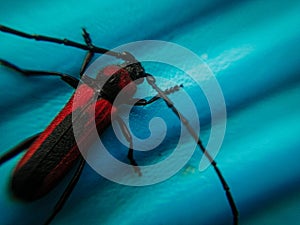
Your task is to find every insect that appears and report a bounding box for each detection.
[0,25,239,225]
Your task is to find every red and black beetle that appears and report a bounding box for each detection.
[0,25,238,225]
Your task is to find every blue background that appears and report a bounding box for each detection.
[1,0,300,224]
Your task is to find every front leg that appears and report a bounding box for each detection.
[80,28,95,77]
[115,116,142,176]
[0,59,79,89]
[128,84,183,106]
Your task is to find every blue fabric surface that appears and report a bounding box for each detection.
[1,0,300,225]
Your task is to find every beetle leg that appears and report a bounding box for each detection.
[0,59,79,89]
[44,157,86,225]
[132,96,161,106]
[115,116,141,176]
[79,28,95,77]
[80,52,93,77]
[0,133,41,166]
[128,84,183,106]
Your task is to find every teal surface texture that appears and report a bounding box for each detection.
[0,0,300,225]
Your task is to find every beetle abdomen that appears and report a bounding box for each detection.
[11,84,113,201]
[11,112,79,201]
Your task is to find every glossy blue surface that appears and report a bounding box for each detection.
[1,0,300,224]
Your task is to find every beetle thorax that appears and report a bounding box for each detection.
[96,65,137,103]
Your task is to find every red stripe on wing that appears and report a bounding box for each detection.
[15,84,95,170]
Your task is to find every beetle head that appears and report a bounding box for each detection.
[120,52,146,84]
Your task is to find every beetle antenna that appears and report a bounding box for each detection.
[145,74,239,225]
[0,25,131,61]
